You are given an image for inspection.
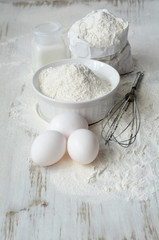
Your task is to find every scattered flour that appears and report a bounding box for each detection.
[6,3,159,202]
[39,63,111,101]
[10,69,159,201]
[69,9,128,48]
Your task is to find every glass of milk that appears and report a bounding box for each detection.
[32,22,67,71]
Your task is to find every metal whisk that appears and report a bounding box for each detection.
[101,72,144,148]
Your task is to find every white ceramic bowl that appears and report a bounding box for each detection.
[32,58,120,124]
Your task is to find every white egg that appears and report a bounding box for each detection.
[31,130,66,167]
[49,112,88,138]
[67,129,99,164]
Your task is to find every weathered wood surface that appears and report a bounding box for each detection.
[0,1,159,239]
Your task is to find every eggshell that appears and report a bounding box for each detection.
[49,112,88,138]
[67,129,99,164]
[31,130,66,167]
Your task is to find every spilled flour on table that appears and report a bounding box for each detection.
[5,2,158,201]
[9,69,159,201]
[9,71,48,137]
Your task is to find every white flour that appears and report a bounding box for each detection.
[68,9,132,75]
[39,63,111,101]
[10,69,159,201]
[69,9,128,48]
[6,3,159,202]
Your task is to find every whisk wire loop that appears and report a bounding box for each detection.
[101,72,144,148]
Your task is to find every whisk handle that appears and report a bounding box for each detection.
[132,72,144,90]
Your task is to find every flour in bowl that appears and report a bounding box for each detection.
[39,63,111,101]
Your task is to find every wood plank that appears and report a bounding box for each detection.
[0,1,159,239]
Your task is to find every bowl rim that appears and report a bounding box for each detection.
[32,58,120,105]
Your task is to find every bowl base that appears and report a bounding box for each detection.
[36,104,50,123]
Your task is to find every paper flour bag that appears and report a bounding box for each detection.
[68,9,133,74]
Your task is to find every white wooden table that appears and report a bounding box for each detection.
[0,1,159,239]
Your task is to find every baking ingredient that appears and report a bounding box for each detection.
[49,112,88,138]
[68,9,132,75]
[39,63,111,101]
[13,70,159,200]
[8,3,159,201]
[31,130,66,166]
[69,9,128,48]
[32,22,66,71]
[67,129,99,164]
[32,42,66,72]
